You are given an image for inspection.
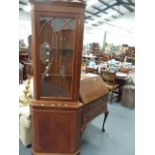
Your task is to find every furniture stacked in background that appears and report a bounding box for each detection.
[126,46,135,65]
[81,53,111,74]
[19,49,29,81]
[82,43,135,62]
[89,42,100,55]
[82,55,134,77]
[81,54,98,73]
[114,45,135,65]
[19,37,33,82]
[103,43,135,64]
[99,59,135,106]
[81,43,135,74]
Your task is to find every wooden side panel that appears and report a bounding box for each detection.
[31,106,82,154]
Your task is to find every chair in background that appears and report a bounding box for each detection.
[100,68,120,103]
[86,65,98,74]
[85,59,98,74]
[126,57,135,65]
[119,66,129,73]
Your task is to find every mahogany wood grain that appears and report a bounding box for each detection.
[31,102,82,154]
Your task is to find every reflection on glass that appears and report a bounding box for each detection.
[40,42,52,80]
[39,16,75,98]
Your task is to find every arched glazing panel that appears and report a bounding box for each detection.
[39,16,76,98]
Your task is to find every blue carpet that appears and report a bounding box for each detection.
[19,103,135,155]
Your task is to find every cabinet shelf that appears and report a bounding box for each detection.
[52,48,73,51]
[41,73,72,77]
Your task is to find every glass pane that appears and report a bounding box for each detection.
[39,16,75,98]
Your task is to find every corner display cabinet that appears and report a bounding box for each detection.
[30,0,86,155]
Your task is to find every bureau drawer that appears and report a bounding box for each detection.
[83,96,107,112]
[82,99,107,124]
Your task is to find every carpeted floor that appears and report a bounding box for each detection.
[19,102,135,155]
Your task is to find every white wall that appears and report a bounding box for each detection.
[19,11,31,46]
[84,12,135,47]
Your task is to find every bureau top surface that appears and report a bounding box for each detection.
[80,73,109,104]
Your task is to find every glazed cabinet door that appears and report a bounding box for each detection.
[33,12,80,100]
